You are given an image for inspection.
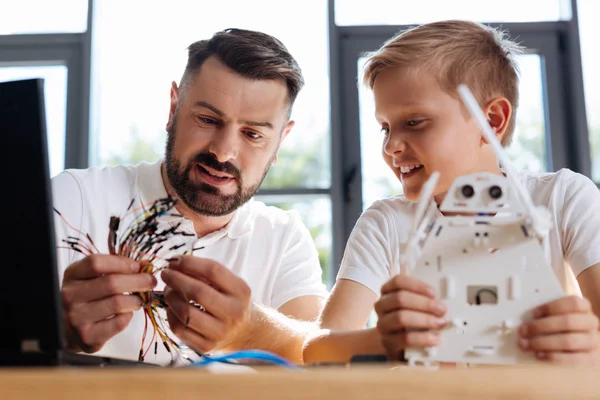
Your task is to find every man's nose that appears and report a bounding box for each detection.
[208,125,239,163]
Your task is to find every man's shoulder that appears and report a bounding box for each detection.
[52,160,164,201]
[52,162,145,189]
[50,160,161,215]
[241,199,304,230]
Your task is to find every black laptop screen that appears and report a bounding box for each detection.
[0,78,65,359]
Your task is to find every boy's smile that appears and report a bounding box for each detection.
[398,163,424,182]
[373,67,505,203]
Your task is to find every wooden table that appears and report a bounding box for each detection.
[1,364,599,399]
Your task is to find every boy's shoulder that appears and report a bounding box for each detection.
[361,194,419,227]
[360,168,595,222]
[517,167,580,183]
[517,168,594,202]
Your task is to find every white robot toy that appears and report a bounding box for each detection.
[401,85,564,367]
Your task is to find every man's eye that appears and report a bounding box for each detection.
[245,131,261,140]
[200,117,216,124]
[380,126,390,135]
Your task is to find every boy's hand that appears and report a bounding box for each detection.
[374,274,448,361]
[519,295,600,365]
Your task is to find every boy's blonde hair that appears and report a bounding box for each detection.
[362,20,524,146]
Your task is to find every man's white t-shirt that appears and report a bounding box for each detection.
[51,158,328,365]
[337,169,600,297]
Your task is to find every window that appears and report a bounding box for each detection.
[335,0,569,26]
[90,0,333,280]
[505,54,548,174]
[338,10,584,265]
[0,65,68,178]
[91,0,330,189]
[258,195,333,283]
[5,0,593,283]
[0,0,88,34]
[578,0,600,181]
[357,57,402,210]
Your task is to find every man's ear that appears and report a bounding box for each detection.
[166,81,179,130]
[482,96,512,144]
[271,120,295,166]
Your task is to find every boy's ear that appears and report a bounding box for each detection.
[482,96,512,144]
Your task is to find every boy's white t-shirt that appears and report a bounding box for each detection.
[51,158,328,364]
[337,169,600,296]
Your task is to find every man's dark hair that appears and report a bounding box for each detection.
[180,28,304,114]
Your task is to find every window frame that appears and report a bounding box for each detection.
[0,8,93,170]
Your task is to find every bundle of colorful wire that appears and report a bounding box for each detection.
[55,196,195,362]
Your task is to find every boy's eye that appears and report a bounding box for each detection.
[380,126,390,135]
[406,119,424,127]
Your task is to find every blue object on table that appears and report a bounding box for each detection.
[189,350,302,371]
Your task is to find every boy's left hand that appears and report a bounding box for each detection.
[519,295,600,365]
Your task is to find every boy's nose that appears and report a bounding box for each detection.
[383,131,407,156]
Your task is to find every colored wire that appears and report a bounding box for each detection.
[55,196,195,364]
[189,350,302,371]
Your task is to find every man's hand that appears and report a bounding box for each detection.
[374,274,447,361]
[519,295,600,365]
[161,255,251,353]
[61,254,157,353]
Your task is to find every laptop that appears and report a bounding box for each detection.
[0,78,156,367]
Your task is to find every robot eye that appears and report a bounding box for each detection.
[488,185,503,200]
[461,184,475,198]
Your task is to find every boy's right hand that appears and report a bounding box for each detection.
[374,274,447,361]
[61,254,157,353]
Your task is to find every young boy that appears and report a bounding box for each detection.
[304,20,600,365]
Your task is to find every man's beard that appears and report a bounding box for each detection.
[164,113,273,217]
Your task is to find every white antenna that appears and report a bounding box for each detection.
[400,172,439,275]
[456,84,551,237]
[411,171,439,233]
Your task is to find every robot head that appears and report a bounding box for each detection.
[439,172,522,214]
